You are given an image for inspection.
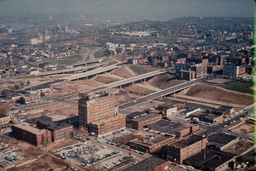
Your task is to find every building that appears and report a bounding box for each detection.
[129,135,175,153]
[183,149,235,171]
[123,156,169,171]
[223,64,239,77]
[130,113,162,130]
[12,122,51,146]
[0,114,10,125]
[78,92,116,128]
[176,63,190,72]
[191,64,207,78]
[87,114,126,137]
[207,133,239,151]
[180,108,201,116]
[26,116,73,142]
[190,112,223,124]
[147,120,199,137]
[166,135,208,164]
[19,92,40,105]
[178,70,195,81]
[126,111,148,122]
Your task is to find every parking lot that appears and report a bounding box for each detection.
[0,142,24,166]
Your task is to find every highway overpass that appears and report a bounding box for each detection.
[72,58,104,67]
[36,62,108,77]
[118,78,204,110]
[63,64,119,81]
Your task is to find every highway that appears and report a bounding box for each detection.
[63,64,119,81]
[118,78,204,110]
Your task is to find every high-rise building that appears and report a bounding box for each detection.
[78,92,116,129]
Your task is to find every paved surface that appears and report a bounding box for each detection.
[118,78,204,110]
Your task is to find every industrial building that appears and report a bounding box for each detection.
[147,120,199,137]
[166,135,208,164]
[129,113,162,130]
[12,122,52,146]
[207,133,239,151]
[123,156,169,171]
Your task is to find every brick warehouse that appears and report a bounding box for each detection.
[166,135,208,164]
[129,113,162,130]
[0,114,10,125]
[78,92,116,128]
[12,122,51,146]
[88,114,126,137]
[26,116,73,142]
[124,156,169,171]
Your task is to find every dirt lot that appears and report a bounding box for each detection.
[8,154,67,171]
[112,66,134,78]
[129,64,160,75]
[49,79,99,98]
[147,74,184,89]
[124,84,155,94]
[222,140,253,155]
[186,83,253,105]
[94,76,120,84]
[231,119,254,137]
[17,102,77,120]
[126,100,165,112]
[115,92,141,106]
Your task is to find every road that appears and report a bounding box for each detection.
[90,47,102,60]
[118,78,204,110]
[196,104,254,139]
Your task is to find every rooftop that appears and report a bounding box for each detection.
[13,122,47,135]
[130,113,161,122]
[149,120,196,132]
[123,156,168,171]
[131,135,174,147]
[0,114,8,118]
[172,135,204,148]
[184,149,234,169]
[26,116,72,130]
[90,114,126,126]
[190,112,221,120]
[207,133,237,147]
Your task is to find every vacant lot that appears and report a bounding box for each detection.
[94,49,105,58]
[148,74,184,89]
[208,80,253,95]
[186,83,253,105]
[231,119,254,137]
[222,141,253,155]
[8,154,67,171]
[125,84,155,95]
[94,76,120,84]
[112,66,135,78]
[129,65,160,75]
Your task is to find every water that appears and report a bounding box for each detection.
[10,22,34,31]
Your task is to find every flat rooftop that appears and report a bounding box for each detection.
[190,112,220,119]
[13,122,47,135]
[123,156,168,171]
[130,113,161,122]
[0,114,8,118]
[149,120,196,131]
[172,135,204,148]
[90,114,126,126]
[208,133,237,147]
[184,149,234,169]
[131,135,174,147]
[26,116,72,130]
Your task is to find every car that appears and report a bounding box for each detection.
[139,152,144,155]
[121,146,127,149]
[127,148,133,151]
[86,138,90,140]
[116,144,121,147]
[97,141,102,143]
[106,141,111,144]
[223,125,227,128]
[132,161,138,165]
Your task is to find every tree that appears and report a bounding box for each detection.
[1,89,10,97]
[13,58,20,65]
[14,84,20,90]
[0,103,10,115]
[27,80,30,85]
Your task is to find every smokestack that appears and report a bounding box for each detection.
[204,149,206,160]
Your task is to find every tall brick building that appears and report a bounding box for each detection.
[166,135,208,164]
[78,92,116,128]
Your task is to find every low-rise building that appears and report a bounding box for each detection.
[166,135,208,164]
[123,156,169,171]
[26,116,73,142]
[19,92,40,105]
[148,120,199,137]
[180,108,201,116]
[0,114,10,125]
[183,149,235,171]
[12,122,51,146]
[207,133,239,151]
[130,113,162,130]
[190,112,223,123]
[88,114,126,137]
[129,135,175,153]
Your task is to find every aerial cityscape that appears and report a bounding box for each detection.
[0,0,255,171]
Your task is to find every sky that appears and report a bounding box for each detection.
[0,0,254,20]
